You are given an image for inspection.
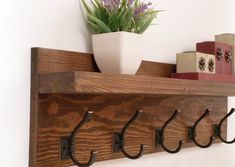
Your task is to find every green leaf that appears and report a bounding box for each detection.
[120,9,134,31]
[138,12,157,34]
[121,0,127,7]
[81,0,92,14]
[87,14,111,33]
[108,13,120,31]
[93,0,104,9]
[87,20,103,33]
[135,0,140,7]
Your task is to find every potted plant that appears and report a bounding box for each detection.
[81,0,160,74]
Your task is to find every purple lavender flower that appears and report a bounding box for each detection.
[128,0,135,5]
[101,0,120,11]
[134,2,152,17]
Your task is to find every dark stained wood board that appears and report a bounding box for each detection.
[39,71,235,96]
[30,48,230,167]
[136,60,176,77]
[35,47,100,74]
[33,47,176,76]
[37,94,227,167]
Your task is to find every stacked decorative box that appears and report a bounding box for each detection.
[171,34,235,83]
[197,41,232,75]
[176,52,216,73]
[215,34,235,74]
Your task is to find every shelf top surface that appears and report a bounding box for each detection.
[38,71,235,96]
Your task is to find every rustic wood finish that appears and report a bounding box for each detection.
[29,49,39,167]
[37,94,227,167]
[39,71,235,96]
[35,47,99,74]
[34,47,174,76]
[30,48,230,167]
[136,61,176,77]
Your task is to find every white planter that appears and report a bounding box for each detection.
[92,32,143,74]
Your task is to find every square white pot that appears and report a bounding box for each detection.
[92,32,143,74]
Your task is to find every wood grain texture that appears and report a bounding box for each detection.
[136,61,176,77]
[39,71,235,96]
[37,94,227,167]
[33,47,100,74]
[29,48,39,167]
[33,47,176,77]
[30,47,231,167]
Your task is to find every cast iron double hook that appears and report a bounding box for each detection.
[113,110,144,159]
[61,111,97,167]
[61,108,235,166]
[155,109,183,154]
[214,108,235,144]
[189,109,214,148]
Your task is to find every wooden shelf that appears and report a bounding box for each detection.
[30,48,231,167]
[39,71,235,96]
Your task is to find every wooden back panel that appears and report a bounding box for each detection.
[32,47,176,76]
[32,47,100,74]
[136,61,176,77]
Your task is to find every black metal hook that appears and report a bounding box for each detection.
[113,110,144,160]
[214,108,235,144]
[155,109,183,154]
[60,111,97,167]
[189,109,214,148]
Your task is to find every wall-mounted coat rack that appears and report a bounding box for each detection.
[30,48,235,167]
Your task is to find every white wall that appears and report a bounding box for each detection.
[0,0,235,167]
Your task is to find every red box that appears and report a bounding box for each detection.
[171,73,235,84]
[196,41,232,75]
